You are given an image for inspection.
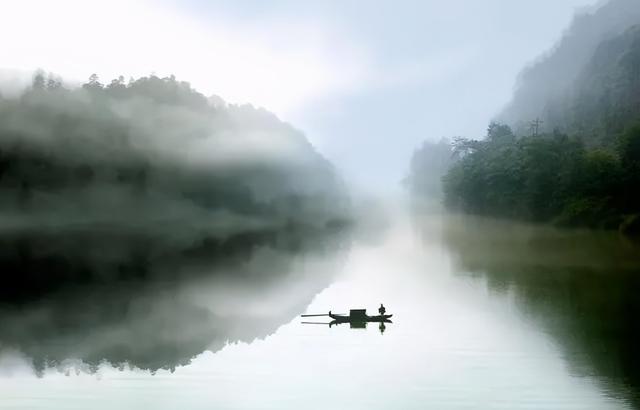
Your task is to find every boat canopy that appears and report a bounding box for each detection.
[349,309,367,318]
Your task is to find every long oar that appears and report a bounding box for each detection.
[301,313,346,317]
[301,321,331,325]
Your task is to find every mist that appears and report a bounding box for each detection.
[0,72,348,226]
[3,1,640,409]
[498,0,640,136]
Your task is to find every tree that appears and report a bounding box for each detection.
[487,122,514,142]
[106,75,127,97]
[31,70,46,91]
[82,73,103,91]
[46,75,63,91]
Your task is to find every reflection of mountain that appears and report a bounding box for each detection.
[0,225,349,374]
[437,214,640,407]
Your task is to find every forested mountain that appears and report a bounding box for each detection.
[498,0,640,140]
[409,0,640,233]
[0,73,348,229]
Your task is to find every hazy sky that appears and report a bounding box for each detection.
[1,0,600,191]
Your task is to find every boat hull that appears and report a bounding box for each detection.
[329,313,393,322]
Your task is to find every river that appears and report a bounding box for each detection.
[1,205,639,409]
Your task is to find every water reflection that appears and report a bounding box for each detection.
[436,213,640,406]
[1,209,636,409]
[0,224,349,374]
[328,319,392,333]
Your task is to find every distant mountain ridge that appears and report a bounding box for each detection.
[497,0,640,140]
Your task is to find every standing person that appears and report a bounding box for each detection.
[379,304,386,315]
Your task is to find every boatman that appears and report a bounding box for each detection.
[379,304,386,315]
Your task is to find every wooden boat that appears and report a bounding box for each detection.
[301,308,393,330]
[329,309,393,322]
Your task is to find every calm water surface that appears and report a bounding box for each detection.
[1,208,640,409]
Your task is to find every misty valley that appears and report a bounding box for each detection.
[2,0,640,409]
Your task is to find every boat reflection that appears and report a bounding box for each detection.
[330,319,392,334]
[301,318,393,334]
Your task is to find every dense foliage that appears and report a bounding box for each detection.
[442,123,640,232]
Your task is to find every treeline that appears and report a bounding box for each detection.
[441,123,640,233]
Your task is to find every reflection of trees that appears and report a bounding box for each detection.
[438,215,640,406]
[0,225,349,374]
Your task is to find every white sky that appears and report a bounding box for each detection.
[0,0,601,191]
